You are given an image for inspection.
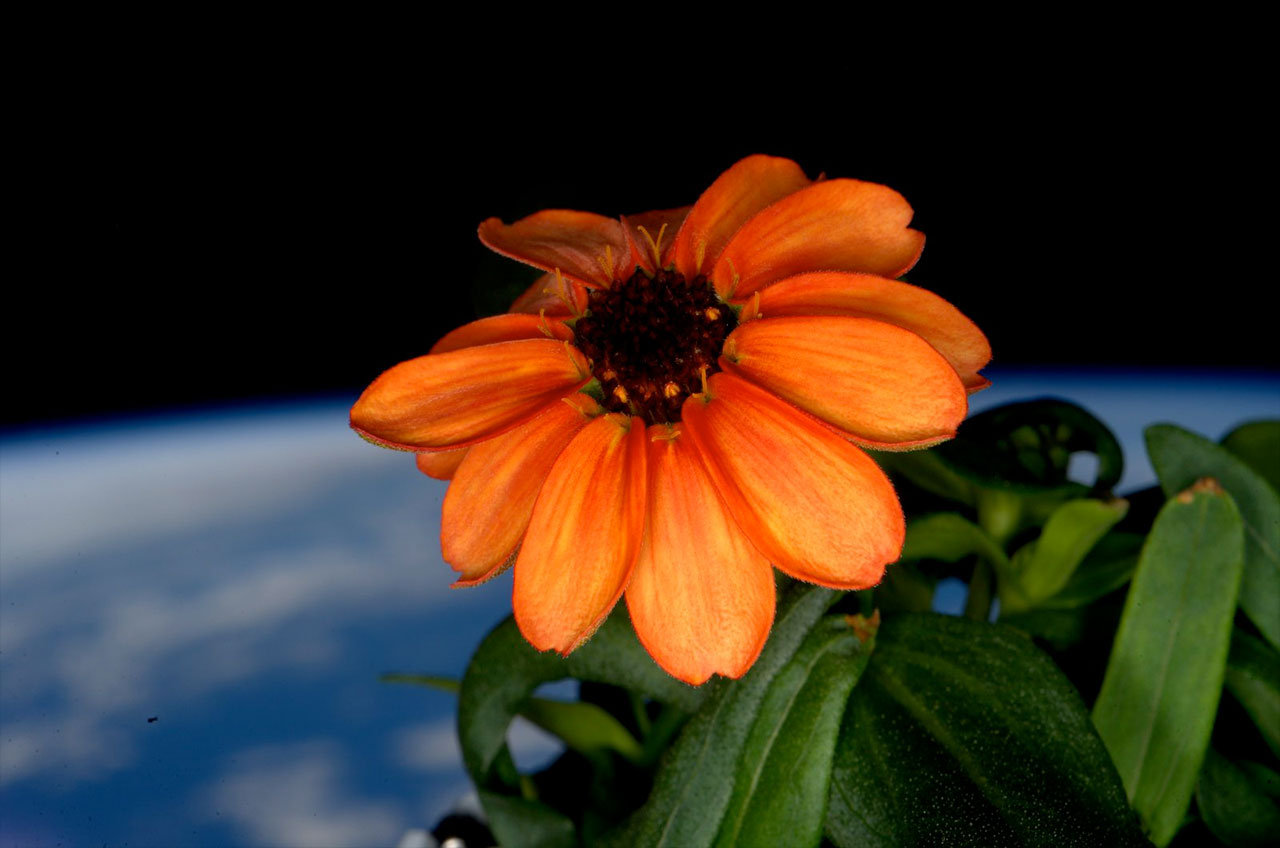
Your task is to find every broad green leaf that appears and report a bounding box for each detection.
[1147,424,1280,651]
[713,614,875,848]
[1224,629,1280,759]
[1195,750,1280,848]
[1092,479,1245,846]
[458,606,703,791]
[1222,420,1280,493]
[900,512,1009,568]
[935,398,1124,493]
[520,697,645,764]
[826,613,1146,847]
[478,790,577,848]
[1045,531,1144,608]
[868,447,975,506]
[1002,498,1129,612]
[602,583,841,848]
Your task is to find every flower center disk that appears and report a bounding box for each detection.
[573,268,737,424]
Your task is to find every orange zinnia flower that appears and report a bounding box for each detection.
[352,155,990,685]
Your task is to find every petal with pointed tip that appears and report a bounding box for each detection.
[752,272,991,391]
[627,426,774,685]
[479,210,628,288]
[622,206,691,273]
[429,313,573,354]
[724,316,967,448]
[416,448,468,480]
[712,179,924,300]
[350,339,589,450]
[514,414,647,654]
[672,155,811,279]
[442,396,597,583]
[682,373,904,588]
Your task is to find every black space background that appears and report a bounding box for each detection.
[13,33,1274,431]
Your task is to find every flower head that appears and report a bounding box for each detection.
[352,155,990,685]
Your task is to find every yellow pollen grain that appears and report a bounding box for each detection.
[612,385,630,404]
[662,381,681,399]
[704,307,721,322]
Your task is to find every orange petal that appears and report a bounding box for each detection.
[442,396,597,583]
[711,179,925,300]
[478,210,629,288]
[752,272,991,391]
[723,316,968,448]
[350,339,589,450]
[626,425,774,685]
[508,272,585,317]
[622,206,691,273]
[682,372,904,589]
[416,448,468,480]
[671,155,811,279]
[514,413,648,654]
[429,313,573,354]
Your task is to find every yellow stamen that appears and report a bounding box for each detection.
[704,307,721,322]
[596,245,615,281]
[739,290,762,323]
[698,364,710,396]
[662,381,681,399]
[637,224,666,268]
[537,308,554,338]
[612,385,629,405]
[651,423,681,442]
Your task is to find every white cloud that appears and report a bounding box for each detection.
[200,741,405,848]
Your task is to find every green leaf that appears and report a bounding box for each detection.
[477,790,577,848]
[379,673,459,693]
[1195,749,1280,848]
[602,583,843,848]
[520,697,645,765]
[1044,531,1144,608]
[868,447,975,506]
[935,398,1124,493]
[900,512,1009,568]
[1091,478,1245,846]
[1002,498,1129,613]
[1147,424,1280,651]
[826,613,1146,847]
[712,614,876,848]
[1224,629,1280,759]
[457,604,704,838]
[1222,420,1280,493]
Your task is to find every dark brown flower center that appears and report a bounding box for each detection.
[573,268,737,423]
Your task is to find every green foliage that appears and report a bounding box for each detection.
[428,405,1280,847]
[602,583,854,847]
[825,614,1147,847]
[1092,480,1245,846]
[1195,751,1280,847]
[1001,497,1129,612]
[1224,629,1280,759]
[1147,424,1280,651]
[1221,420,1280,493]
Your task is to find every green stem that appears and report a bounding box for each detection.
[965,559,994,621]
